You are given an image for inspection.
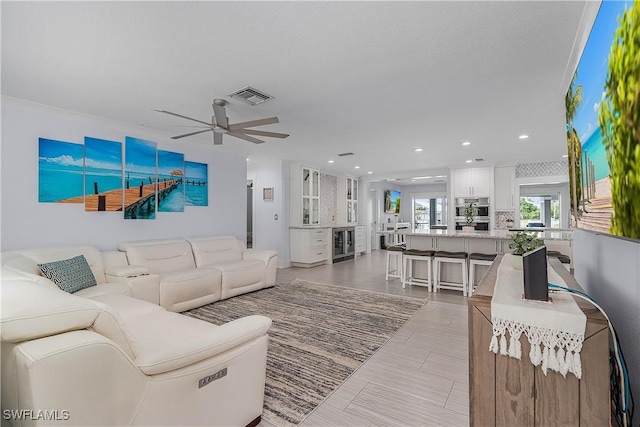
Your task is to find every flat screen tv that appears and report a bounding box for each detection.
[565,0,639,240]
[385,190,401,214]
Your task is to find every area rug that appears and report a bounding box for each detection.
[182,279,426,427]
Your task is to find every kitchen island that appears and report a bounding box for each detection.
[382,228,573,290]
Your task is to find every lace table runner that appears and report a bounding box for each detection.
[490,255,586,378]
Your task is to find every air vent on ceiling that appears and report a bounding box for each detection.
[227,86,274,106]
[475,158,485,162]
[338,152,354,157]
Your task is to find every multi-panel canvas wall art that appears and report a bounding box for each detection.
[566,0,639,239]
[158,150,185,212]
[38,135,209,219]
[124,137,157,220]
[84,137,123,212]
[185,161,208,207]
[38,138,84,203]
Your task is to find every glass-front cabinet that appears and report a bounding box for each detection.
[302,167,320,225]
[346,177,358,224]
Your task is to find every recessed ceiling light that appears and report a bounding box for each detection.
[367,171,373,174]
[354,166,360,169]
[328,160,335,163]
[412,176,433,180]
[466,160,473,163]
[246,158,250,162]
[562,154,569,158]
[414,148,424,152]
[462,141,471,146]
[436,175,446,178]
[412,179,416,182]
[519,134,529,139]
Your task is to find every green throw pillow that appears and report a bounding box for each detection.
[38,255,97,294]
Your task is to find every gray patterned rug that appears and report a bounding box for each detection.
[182,279,426,427]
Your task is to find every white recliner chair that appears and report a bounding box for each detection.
[0,268,272,427]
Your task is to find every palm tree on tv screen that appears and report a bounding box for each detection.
[599,2,640,239]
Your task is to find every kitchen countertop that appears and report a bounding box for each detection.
[379,229,573,241]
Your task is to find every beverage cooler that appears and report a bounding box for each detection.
[332,227,355,263]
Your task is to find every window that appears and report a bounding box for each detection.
[519,195,560,228]
[412,195,447,229]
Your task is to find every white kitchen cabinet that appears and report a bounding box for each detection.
[452,167,493,197]
[336,175,359,225]
[290,228,330,267]
[494,166,516,210]
[346,177,358,224]
[290,164,320,226]
[355,225,365,253]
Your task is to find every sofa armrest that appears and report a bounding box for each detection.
[104,265,149,278]
[131,314,272,375]
[242,249,277,265]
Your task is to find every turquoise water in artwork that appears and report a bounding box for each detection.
[84,168,122,195]
[39,164,84,202]
[581,127,610,181]
[186,183,208,206]
[159,182,185,212]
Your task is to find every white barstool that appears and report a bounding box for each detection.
[468,253,497,295]
[433,251,468,296]
[402,249,434,291]
[385,245,405,281]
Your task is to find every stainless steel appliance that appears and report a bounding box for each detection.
[332,227,355,263]
[455,197,490,230]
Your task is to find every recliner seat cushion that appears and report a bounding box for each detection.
[214,260,265,291]
[159,268,222,310]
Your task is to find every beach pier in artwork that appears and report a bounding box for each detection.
[59,178,182,213]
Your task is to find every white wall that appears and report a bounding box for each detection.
[573,229,640,410]
[247,158,290,266]
[1,97,247,251]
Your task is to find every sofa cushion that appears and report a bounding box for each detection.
[75,282,132,299]
[38,255,98,294]
[119,239,196,274]
[187,236,244,266]
[159,268,222,312]
[1,278,100,342]
[215,259,265,291]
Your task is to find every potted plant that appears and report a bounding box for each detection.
[462,202,477,232]
[508,231,544,270]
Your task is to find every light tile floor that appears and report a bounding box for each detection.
[260,250,470,427]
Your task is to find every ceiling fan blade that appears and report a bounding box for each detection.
[228,131,265,144]
[235,129,289,139]
[213,132,223,145]
[228,117,279,131]
[153,109,213,127]
[171,129,213,139]
[212,104,229,129]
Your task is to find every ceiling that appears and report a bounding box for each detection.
[1,1,596,183]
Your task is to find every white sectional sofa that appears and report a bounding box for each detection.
[0,238,278,426]
[118,236,278,311]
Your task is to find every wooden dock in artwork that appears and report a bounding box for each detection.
[59,179,181,213]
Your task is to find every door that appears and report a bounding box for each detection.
[370,189,379,251]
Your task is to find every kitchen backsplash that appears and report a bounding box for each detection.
[319,173,337,225]
[495,210,516,230]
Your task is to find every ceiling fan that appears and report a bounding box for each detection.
[153,98,289,145]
